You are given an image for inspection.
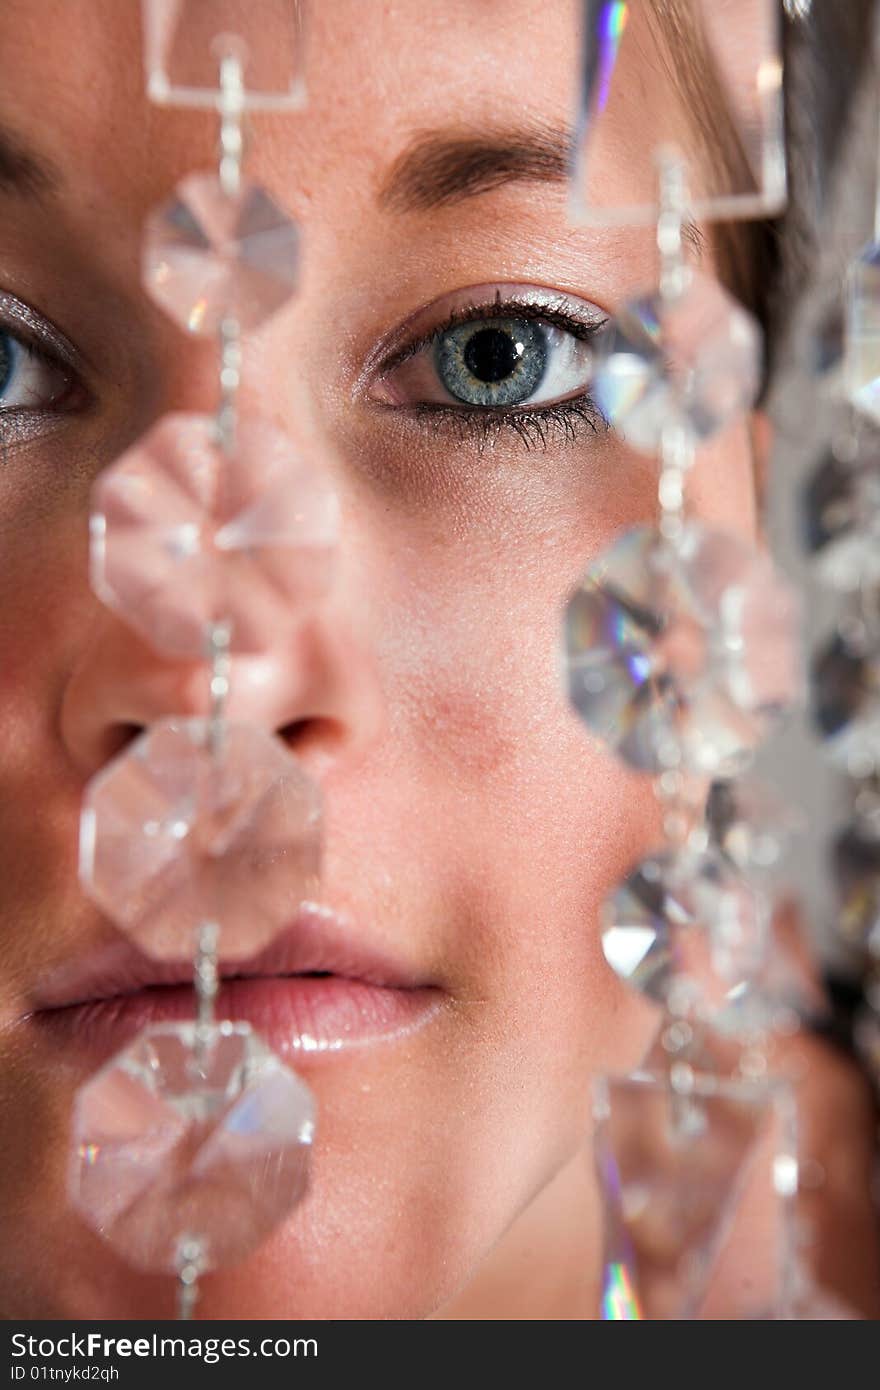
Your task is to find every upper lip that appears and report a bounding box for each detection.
[28,903,429,1014]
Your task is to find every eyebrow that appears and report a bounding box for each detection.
[0,120,61,198]
[378,121,706,257]
[378,122,574,213]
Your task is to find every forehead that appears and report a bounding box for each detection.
[0,1,585,200]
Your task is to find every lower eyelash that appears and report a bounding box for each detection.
[408,394,609,453]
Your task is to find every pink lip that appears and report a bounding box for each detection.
[27,903,444,1063]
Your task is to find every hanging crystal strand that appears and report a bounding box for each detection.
[813,2,880,1112]
[564,138,808,1316]
[69,6,321,1313]
[175,1237,205,1322]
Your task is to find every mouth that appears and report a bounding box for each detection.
[27,903,444,1063]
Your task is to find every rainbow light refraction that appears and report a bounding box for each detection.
[594,2,629,114]
[601,1259,642,1319]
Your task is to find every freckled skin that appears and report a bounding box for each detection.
[0,0,875,1321]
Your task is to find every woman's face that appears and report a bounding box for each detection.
[0,0,757,1317]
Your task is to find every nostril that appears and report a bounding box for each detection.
[100,722,145,765]
[279,717,348,769]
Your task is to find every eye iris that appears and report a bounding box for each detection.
[435,316,547,407]
[0,333,12,396]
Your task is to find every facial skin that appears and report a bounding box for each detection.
[3,0,864,1322]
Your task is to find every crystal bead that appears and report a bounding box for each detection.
[706,776,806,875]
[811,630,880,777]
[846,240,880,424]
[601,844,767,1016]
[69,1021,315,1273]
[79,719,321,961]
[570,0,785,225]
[802,447,880,590]
[91,412,338,660]
[833,822,880,958]
[756,1273,860,1320]
[143,0,306,110]
[594,1072,771,1320]
[854,1005,880,1086]
[143,173,299,334]
[591,271,761,455]
[563,524,800,775]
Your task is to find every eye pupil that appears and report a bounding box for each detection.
[463,326,523,385]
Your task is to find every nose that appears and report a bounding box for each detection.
[59,592,384,784]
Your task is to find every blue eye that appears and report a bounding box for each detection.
[435,317,550,408]
[0,328,74,411]
[369,291,600,416]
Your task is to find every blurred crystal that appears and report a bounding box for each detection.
[592,271,761,454]
[812,631,880,777]
[91,412,338,660]
[601,844,767,1015]
[756,1266,861,1320]
[594,1072,772,1320]
[854,1005,880,1085]
[802,447,880,591]
[811,301,845,379]
[706,776,806,875]
[571,0,785,225]
[833,822,880,958]
[69,1020,315,1273]
[143,173,299,334]
[143,0,306,110]
[846,240,880,424]
[563,524,800,775]
[80,719,321,961]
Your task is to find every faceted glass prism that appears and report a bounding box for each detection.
[802,447,880,591]
[812,632,880,777]
[594,1072,772,1320]
[80,719,321,960]
[833,822,880,959]
[91,412,338,659]
[69,1020,315,1273]
[706,776,806,875]
[143,173,299,334]
[601,844,767,1015]
[855,1006,880,1087]
[571,0,786,225]
[592,271,762,454]
[846,240,880,424]
[563,524,800,775]
[143,0,306,110]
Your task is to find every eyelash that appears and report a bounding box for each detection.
[377,294,610,451]
[0,314,84,454]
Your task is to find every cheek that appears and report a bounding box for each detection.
[368,485,663,1067]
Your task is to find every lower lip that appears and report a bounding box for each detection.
[32,975,443,1065]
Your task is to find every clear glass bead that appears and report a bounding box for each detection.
[143,0,306,110]
[812,630,880,777]
[591,271,761,455]
[846,240,880,424]
[570,0,785,225]
[80,719,321,961]
[594,1072,771,1320]
[91,412,338,660]
[706,776,806,876]
[601,844,767,1015]
[143,173,299,333]
[563,524,800,775]
[69,1020,315,1273]
[802,446,880,590]
[833,822,880,959]
[854,1005,880,1087]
